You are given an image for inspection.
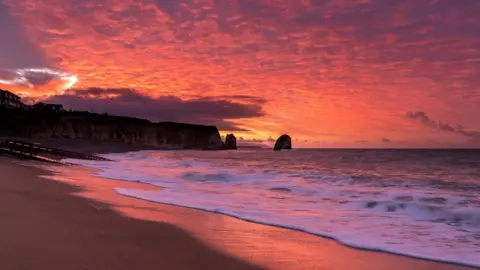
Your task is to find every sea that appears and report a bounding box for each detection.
[63,148,480,267]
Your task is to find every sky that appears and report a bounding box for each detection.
[0,0,479,148]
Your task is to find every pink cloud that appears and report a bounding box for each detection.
[1,0,479,147]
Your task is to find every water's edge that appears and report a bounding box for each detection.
[114,188,478,269]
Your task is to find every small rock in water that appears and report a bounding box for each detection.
[395,195,414,202]
[273,134,292,151]
[387,205,397,212]
[223,134,237,150]
[366,201,378,208]
[270,187,292,192]
[420,197,447,204]
[432,218,447,223]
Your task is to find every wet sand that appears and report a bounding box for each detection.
[0,156,477,270]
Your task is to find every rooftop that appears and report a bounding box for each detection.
[0,89,20,98]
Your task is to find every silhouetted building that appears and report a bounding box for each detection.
[0,89,23,108]
[32,102,65,113]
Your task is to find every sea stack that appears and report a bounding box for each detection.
[223,133,237,150]
[273,134,292,151]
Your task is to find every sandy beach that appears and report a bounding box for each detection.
[0,156,476,270]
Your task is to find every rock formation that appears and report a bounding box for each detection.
[223,133,237,150]
[273,134,292,151]
[0,107,224,150]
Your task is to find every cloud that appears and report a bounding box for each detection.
[198,95,267,105]
[381,138,391,143]
[0,68,77,96]
[406,111,461,133]
[0,2,47,68]
[235,136,271,148]
[0,2,77,97]
[40,88,264,131]
[405,111,480,144]
[210,119,251,132]
[238,138,264,143]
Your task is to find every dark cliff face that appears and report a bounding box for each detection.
[0,107,224,150]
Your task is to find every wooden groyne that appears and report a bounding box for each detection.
[0,139,111,163]
[0,148,69,164]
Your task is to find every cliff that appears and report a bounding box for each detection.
[0,107,224,150]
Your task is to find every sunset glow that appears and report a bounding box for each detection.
[0,68,77,96]
[1,0,479,147]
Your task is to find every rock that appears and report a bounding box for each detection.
[273,134,292,151]
[223,133,237,150]
[366,201,378,208]
[269,187,292,192]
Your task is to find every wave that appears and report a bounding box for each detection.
[182,171,233,182]
[360,199,480,228]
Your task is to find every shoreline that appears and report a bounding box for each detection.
[24,159,475,270]
[114,190,480,269]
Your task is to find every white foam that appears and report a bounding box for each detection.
[64,152,480,268]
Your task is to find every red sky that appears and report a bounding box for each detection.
[0,0,479,148]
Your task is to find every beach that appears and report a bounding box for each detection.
[0,155,476,270]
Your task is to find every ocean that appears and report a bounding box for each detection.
[64,149,480,267]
